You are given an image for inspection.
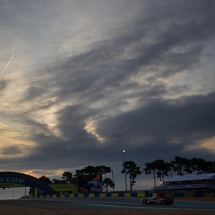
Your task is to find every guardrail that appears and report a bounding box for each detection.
[34,192,215,198]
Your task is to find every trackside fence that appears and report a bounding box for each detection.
[34,192,215,198]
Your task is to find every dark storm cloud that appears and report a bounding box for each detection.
[3,0,215,179]
[0,79,8,96]
[21,0,215,105]
[1,145,22,155]
[97,91,215,147]
[23,86,46,101]
[4,91,215,171]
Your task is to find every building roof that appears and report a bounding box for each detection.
[168,173,215,182]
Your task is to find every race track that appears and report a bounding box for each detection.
[1,197,215,212]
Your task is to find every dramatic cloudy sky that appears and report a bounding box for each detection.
[1,0,215,196]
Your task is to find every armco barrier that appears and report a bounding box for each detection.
[204,193,214,197]
[36,192,146,198]
[35,192,215,198]
[184,192,193,197]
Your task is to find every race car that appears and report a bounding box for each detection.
[154,197,174,205]
[141,197,158,204]
[141,196,174,205]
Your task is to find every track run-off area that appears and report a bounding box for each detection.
[1,197,215,212]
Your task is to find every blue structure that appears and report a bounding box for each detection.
[0,172,57,196]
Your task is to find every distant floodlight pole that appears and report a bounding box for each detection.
[123,150,127,192]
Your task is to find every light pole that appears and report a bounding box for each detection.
[123,150,127,192]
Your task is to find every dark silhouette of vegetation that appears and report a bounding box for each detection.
[171,156,215,175]
[172,156,188,176]
[29,156,215,196]
[143,156,215,187]
[39,175,52,184]
[166,162,174,178]
[154,159,169,184]
[75,165,111,177]
[121,160,142,192]
[103,177,115,192]
[62,171,77,185]
[143,161,157,187]
[62,171,73,183]
[52,179,67,184]
[52,172,77,185]
[96,165,111,179]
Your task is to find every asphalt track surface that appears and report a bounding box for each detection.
[1,198,215,212]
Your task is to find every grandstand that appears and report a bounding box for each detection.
[154,173,215,192]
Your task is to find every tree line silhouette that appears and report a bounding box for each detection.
[143,156,215,188]
[37,156,215,193]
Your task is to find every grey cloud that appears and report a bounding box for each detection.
[16,0,215,162]
[4,91,215,172]
[1,0,215,189]
[1,145,22,155]
[23,85,46,101]
[21,1,215,105]
[0,79,7,95]
[97,92,215,142]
